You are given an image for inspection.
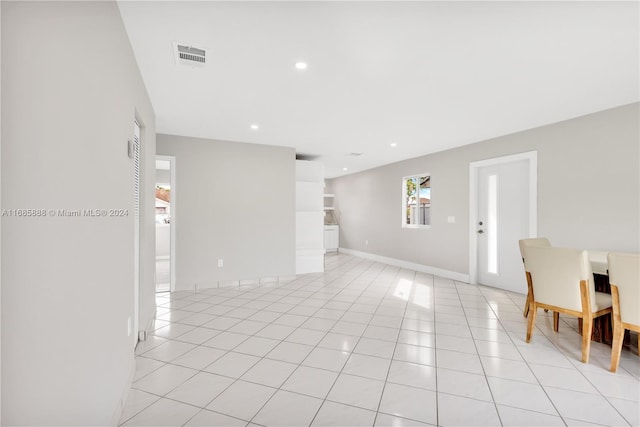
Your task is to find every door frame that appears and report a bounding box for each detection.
[469,151,537,285]
[156,154,176,292]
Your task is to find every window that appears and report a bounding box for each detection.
[403,174,430,227]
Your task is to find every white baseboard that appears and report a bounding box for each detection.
[339,248,470,283]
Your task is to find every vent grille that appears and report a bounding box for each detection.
[174,42,206,67]
[345,152,363,157]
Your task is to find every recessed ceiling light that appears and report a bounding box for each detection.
[250,124,259,130]
[343,167,348,171]
[390,142,398,148]
[295,61,308,70]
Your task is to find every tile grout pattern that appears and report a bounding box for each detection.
[121,253,640,427]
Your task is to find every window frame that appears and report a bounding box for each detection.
[401,173,431,229]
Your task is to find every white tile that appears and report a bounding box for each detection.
[343,353,391,381]
[153,323,196,339]
[354,337,397,358]
[474,339,523,360]
[166,372,234,408]
[318,332,360,352]
[118,389,160,425]
[206,380,276,421]
[470,326,512,343]
[363,325,400,342]
[240,358,298,387]
[135,335,168,355]
[312,401,376,427]
[496,405,569,427]
[436,367,492,401]
[203,351,260,378]
[301,317,337,332]
[133,356,165,381]
[607,396,640,426]
[174,327,221,345]
[133,363,198,396]
[488,377,557,415]
[387,360,437,391]
[254,323,296,340]
[171,346,227,370]
[202,316,241,331]
[232,336,280,357]
[141,339,197,363]
[253,390,323,427]
[397,330,435,348]
[434,322,472,338]
[581,369,640,402]
[123,397,200,426]
[544,386,629,426]
[379,383,437,425]
[227,319,268,335]
[266,341,314,364]
[302,347,350,372]
[517,345,575,369]
[202,331,250,350]
[374,413,433,426]
[437,393,501,426]
[402,319,435,334]
[184,409,247,426]
[393,343,436,366]
[435,349,483,374]
[285,327,327,346]
[327,373,385,411]
[435,334,478,355]
[529,363,599,394]
[281,366,339,398]
[248,310,283,323]
[480,356,537,383]
[178,312,217,327]
[274,313,310,327]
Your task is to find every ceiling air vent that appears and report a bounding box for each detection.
[345,152,363,157]
[173,42,206,67]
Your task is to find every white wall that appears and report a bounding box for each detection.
[329,103,640,277]
[156,134,296,288]
[1,2,156,425]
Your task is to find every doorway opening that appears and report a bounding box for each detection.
[155,156,175,293]
[469,151,537,292]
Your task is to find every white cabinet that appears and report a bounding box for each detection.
[324,225,339,252]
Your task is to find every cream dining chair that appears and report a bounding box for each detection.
[518,238,551,317]
[523,246,612,363]
[608,252,640,373]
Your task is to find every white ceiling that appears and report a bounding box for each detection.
[118,1,639,178]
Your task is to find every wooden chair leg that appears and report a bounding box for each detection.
[610,323,625,372]
[526,302,537,343]
[581,316,593,363]
[523,292,530,317]
[578,318,583,335]
[553,311,560,332]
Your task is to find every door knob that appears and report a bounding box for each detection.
[478,230,484,234]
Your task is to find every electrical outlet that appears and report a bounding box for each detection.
[218,259,224,268]
[127,317,131,337]
[365,240,369,245]
[447,216,456,223]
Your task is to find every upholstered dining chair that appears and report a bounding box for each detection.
[608,252,640,373]
[518,238,551,317]
[523,246,612,363]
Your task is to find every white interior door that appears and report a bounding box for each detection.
[475,158,532,293]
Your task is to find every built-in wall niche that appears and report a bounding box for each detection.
[296,160,325,274]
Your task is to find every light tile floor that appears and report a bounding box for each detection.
[121,253,640,427]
